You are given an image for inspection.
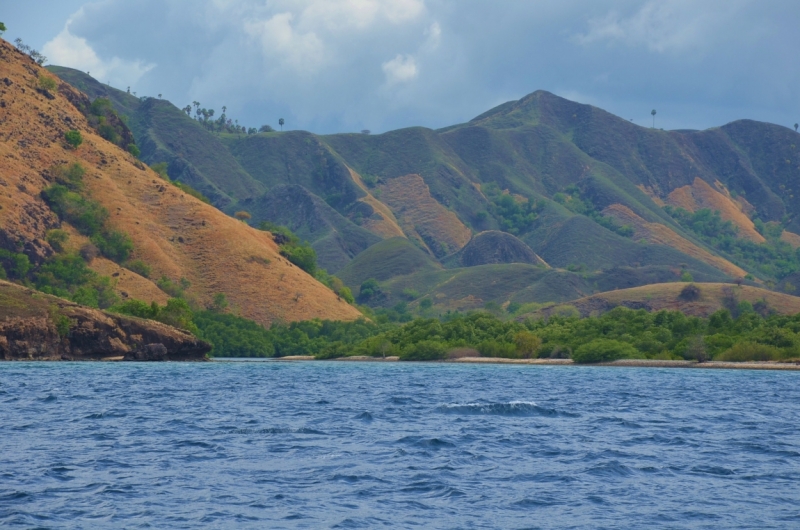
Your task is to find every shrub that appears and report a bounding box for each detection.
[0,250,31,279]
[38,74,56,92]
[402,288,420,300]
[64,130,83,149]
[52,162,85,190]
[173,181,210,203]
[42,184,108,236]
[339,286,355,304]
[111,299,159,320]
[716,342,781,362]
[127,144,141,158]
[400,340,447,361]
[234,210,252,221]
[79,243,100,262]
[210,293,229,312]
[281,244,317,275]
[572,338,638,363]
[358,278,381,303]
[419,298,433,310]
[157,298,198,334]
[679,283,701,301]
[45,229,69,252]
[157,276,190,298]
[514,330,542,358]
[680,271,694,282]
[125,259,151,278]
[92,230,134,263]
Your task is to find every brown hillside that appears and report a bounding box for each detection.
[602,204,746,278]
[378,174,472,258]
[346,167,406,239]
[780,230,800,249]
[0,39,361,325]
[530,283,800,319]
[666,178,765,243]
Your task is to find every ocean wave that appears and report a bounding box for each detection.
[437,401,578,417]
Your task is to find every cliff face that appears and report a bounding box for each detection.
[0,280,209,361]
[0,39,362,325]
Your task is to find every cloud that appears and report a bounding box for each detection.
[382,54,418,85]
[244,12,327,75]
[573,0,738,53]
[43,24,155,88]
[32,0,800,134]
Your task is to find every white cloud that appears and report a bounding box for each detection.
[43,20,155,87]
[573,0,733,53]
[301,0,425,31]
[382,54,418,85]
[244,12,327,75]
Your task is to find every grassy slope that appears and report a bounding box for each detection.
[4,42,361,325]
[49,66,800,308]
[531,282,800,319]
[336,237,440,287]
[238,184,381,273]
[47,66,264,208]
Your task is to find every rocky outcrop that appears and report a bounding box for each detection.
[0,281,209,361]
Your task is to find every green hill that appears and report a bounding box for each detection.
[46,66,800,311]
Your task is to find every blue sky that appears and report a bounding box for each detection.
[4,1,799,134]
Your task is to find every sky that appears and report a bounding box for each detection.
[4,0,799,134]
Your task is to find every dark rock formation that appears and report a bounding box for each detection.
[0,281,209,361]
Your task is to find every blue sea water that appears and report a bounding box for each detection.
[1,362,799,529]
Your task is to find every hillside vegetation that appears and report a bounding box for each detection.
[44,56,800,318]
[2,39,361,326]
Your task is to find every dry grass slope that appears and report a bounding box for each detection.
[378,174,472,258]
[0,39,361,326]
[666,178,765,243]
[602,204,747,278]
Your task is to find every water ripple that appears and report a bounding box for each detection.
[0,362,798,528]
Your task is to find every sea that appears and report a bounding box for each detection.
[1,361,798,529]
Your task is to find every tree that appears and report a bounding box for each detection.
[795,123,798,132]
[279,118,284,130]
[361,129,371,134]
[222,106,227,114]
[651,109,657,128]
[234,211,251,222]
[64,130,83,149]
[183,105,192,116]
[158,93,162,99]
[0,22,6,36]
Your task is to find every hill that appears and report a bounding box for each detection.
[2,39,361,326]
[44,64,800,314]
[526,283,800,319]
[444,230,548,268]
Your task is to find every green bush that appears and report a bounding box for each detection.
[400,340,447,361]
[281,244,317,275]
[572,338,638,363]
[64,130,83,149]
[0,250,31,279]
[125,259,151,278]
[45,229,69,252]
[42,184,108,236]
[92,230,134,263]
[157,276,191,298]
[127,144,141,158]
[194,310,275,357]
[716,342,781,362]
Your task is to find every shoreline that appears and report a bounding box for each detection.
[267,356,800,371]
